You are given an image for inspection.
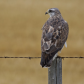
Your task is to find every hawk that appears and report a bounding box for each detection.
[40,8,69,67]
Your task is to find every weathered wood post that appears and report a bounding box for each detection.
[48,57,62,84]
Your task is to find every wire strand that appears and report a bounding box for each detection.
[0,56,84,59]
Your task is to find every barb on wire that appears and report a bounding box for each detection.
[0,56,84,59]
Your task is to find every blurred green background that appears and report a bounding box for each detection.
[0,0,84,84]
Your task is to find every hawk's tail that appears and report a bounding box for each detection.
[40,51,57,68]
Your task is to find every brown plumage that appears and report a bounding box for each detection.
[40,8,69,67]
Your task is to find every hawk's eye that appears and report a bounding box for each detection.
[49,10,53,13]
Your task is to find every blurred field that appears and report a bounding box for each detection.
[0,0,84,84]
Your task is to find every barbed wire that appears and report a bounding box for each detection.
[0,56,41,59]
[0,56,84,59]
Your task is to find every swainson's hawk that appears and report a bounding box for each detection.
[40,8,69,67]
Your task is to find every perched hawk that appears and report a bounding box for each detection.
[40,8,69,67]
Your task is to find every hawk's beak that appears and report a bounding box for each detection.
[45,12,48,15]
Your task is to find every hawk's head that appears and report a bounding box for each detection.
[45,8,61,17]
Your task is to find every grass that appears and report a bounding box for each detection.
[0,0,84,84]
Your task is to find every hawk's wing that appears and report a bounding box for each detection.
[40,17,69,67]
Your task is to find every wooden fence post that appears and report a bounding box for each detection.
[48,57,62,84]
